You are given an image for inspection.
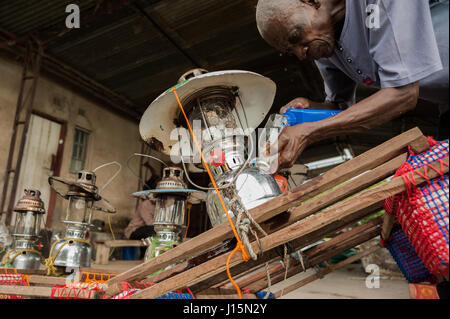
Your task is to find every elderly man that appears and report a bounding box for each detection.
[256,0,449,171]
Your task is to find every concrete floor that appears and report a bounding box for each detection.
[275,263,410,299]
[92,260,411,299]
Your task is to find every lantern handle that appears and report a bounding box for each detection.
[93,161,122,193]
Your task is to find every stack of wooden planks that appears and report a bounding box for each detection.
[102,127,447,299]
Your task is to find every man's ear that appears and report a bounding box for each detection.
[300,0,321,9]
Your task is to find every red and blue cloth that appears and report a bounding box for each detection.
[383,138,449,280]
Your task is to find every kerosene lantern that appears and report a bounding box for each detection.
[48,170,115,270]
[140,69,281,227]
[134,166,199,260]
[1,189,45,270]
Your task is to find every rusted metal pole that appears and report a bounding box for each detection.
[3,38,43,226]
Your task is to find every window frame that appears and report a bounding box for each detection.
[69,126,90,173]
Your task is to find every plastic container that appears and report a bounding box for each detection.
[282,108,342,126]
[263,108,343,145]
[122,246,138,260]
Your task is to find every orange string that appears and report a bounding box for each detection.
[172,87,248,298]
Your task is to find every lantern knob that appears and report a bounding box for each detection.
[210,149,225,167]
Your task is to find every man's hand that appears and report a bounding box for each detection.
[267,123,315,172]
[280,97,312,114]
[280,97,339,114]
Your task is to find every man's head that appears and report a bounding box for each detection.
[256,0,341,60]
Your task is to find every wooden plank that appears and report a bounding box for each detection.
[408,134,431,154]
[105,127,425,297]
[1,268,46,275]
[129,157,447,299]
[188,206,381,293]
[273,245,381,298]
[196,288,257,299]
[28,275,67,286]
[94,244,110,265]
[381,214,396,242]
[0,283,104,299]
[104,240,145,247]
[263,153,406,233]
[0,285,53,297]
[238,217,382,292]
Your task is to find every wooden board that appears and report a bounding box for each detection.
[237,217,382,293]
[105,127,426,297]
[196,288,257,299]
[263,152,406,233]
[0,284,103,299]
[28,275,67,286]
[128,156,448,299]
[191,207,381,293]
[273,245,381,298]
[104,240,146,248]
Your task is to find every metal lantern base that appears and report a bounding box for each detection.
[1,239,42,270]
[143,225,183,261]
[51,225,91,269]
[206,166,281,227]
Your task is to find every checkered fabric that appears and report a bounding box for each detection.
[386,229,434,283]
[383,138,449,277]
[109,281,195,299]
[0,272,29,299]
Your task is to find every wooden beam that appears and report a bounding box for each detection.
[27,275,67,286]
[0,284,103,299]
[105,127,426,297]
[273,245,381,298]
[196,288,257,299]
[263,152,406,233]
[0,285,53,297]
[238,217,382,292]
[104,240,146,248]
[381,214,396,242]
[192,209,382,293]
[128,156,447,299]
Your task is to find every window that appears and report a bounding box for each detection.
[70,127,89,173]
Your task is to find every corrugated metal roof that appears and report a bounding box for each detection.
[0,0,440,148]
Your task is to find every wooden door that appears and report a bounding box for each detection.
[12,113,64,229]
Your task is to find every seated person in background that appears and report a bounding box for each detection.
[124,177,158,241]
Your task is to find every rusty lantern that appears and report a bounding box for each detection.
[1,189,45,270]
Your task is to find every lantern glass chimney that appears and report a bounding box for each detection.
[13,211,42,237]
[66,196,93,225]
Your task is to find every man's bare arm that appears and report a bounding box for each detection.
[272,82,419,171]
[309,82,419,141]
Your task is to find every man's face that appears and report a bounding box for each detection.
[257,3,335,61]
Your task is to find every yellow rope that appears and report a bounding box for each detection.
[44,238,92,276]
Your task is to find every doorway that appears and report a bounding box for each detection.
[12,113,65,229]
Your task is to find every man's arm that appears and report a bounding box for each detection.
[272,82,419,171]
[280,59,358,114]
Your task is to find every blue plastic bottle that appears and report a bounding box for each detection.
[282,108,342,126]
[264,108,342,140]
